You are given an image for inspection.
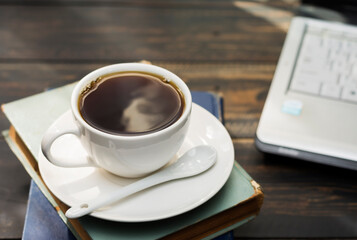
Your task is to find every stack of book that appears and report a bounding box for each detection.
[2,82,263,239]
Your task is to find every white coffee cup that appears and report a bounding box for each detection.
[41,63,192,178]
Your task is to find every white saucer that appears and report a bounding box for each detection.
[38,103,234,222]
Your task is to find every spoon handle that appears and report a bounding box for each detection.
[65,172,172,218]
[65,145,216,219]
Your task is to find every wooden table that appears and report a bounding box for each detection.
[1,0,356,239]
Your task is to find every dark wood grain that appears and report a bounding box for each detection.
[0,138,30,238]
[0,3,291,62]
[0,62,273,137]
[233,139,357,238]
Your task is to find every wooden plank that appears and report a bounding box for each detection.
[0,0,299,8]
[158,62,274,138]
[0,62,273,137]
[233,139,357,238]
[0,137,30,239]
[0,4,293,62]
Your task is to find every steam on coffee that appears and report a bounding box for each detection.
[78,72,185,135]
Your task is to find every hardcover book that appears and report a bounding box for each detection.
[2,83,263,239]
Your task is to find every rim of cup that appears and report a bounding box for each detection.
[71,63,192,140]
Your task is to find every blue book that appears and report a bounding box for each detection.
[2,86,263,240]
[23,181,77,240]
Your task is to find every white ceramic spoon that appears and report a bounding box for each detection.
[65,145,217,218]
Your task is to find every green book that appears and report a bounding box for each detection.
[2,83,263,240]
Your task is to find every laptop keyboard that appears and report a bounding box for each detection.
[289,22,357,103]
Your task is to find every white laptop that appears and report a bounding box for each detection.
[256,16,357,170]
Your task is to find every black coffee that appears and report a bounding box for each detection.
[79,71,185,135]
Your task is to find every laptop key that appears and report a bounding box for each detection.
[290,77,321,94]
[341,86,357,103]
[320,83,341,99]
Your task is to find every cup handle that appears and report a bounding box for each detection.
[41,111,96,168]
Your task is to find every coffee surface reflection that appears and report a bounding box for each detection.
[78,72,185,135]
